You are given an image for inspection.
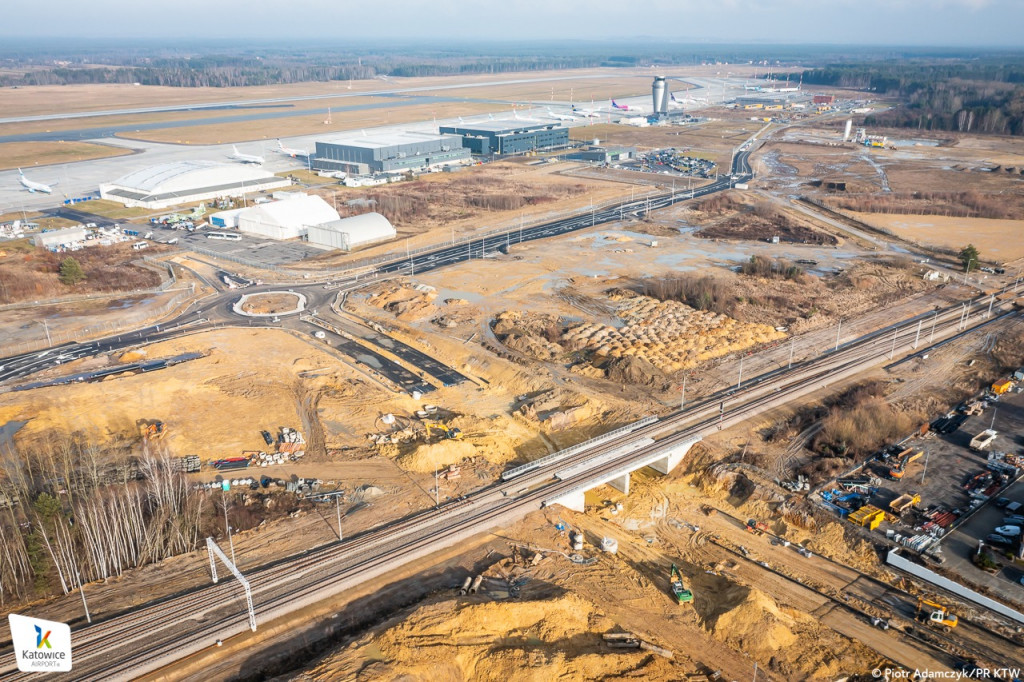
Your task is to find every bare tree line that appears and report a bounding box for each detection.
[828,190,1017,220]
[0,434,208,605]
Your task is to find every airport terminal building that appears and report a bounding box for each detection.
[439,121,569,156]
[311,131,470,175]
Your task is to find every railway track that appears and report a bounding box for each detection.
[1,270,1019,679]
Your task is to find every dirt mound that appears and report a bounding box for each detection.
[398,439,478,473]
[304,594,679,682]
[366,282,440,322]
[701,582,800,655]
[604,355,669,389]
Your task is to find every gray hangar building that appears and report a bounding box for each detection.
[311,131,470,175]
[438,121,569,156]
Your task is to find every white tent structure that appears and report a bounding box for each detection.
[307,212,396,251]
[236,194,340,240]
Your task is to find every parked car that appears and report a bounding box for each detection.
[261,430,273,446]
[985,534,1012,546]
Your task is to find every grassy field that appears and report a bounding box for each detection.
[78,199,157,220]
[0,141,132,171]
[117,101,506,145]
[848,212,1024,262]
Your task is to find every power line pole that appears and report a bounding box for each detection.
[788,337,794,369]
[737,356,744,389]
[890,327,898,360]
[929,311,938,343]
[835,319,842,351]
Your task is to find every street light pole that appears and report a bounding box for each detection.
[335,494,343,541]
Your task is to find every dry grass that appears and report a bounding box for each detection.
[0,243,164,304]
[0,96,413,138]
[0,141,132,171]
[75,199,156,220]
[117,101,505,145]
[846,212,1024,262]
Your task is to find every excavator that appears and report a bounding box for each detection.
[139,420,168,441]
[422,420,463,441]
[916,598,958,630]
[888,449,923,480]
[670,564,693,604]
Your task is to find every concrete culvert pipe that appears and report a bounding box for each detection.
[469,575,484,594]
[459,576,473,595]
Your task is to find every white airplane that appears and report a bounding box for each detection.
[17,168,55,194]
[611,99,645,113]
[572,104,604,118]
[547,108,579,121]
[669,93,685,109]
[276,139,308,158]
[230,145,265,165]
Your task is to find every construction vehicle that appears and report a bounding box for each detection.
[422,420,463,441]
[140,420,168,440]
[670,564,693,604]
[991,379,1015,395]
[969,429,997,451]
[888,449,923,480]
[745,519,769,535]
[916,598,958,630]
[890,493,921,515]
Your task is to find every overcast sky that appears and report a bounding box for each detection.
[4,0,1022,47]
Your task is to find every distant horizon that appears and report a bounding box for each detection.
[2,0,1022,48]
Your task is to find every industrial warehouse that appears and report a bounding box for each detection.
[311,131,471,175]
[438,121,569,155]
[98,161,291,209]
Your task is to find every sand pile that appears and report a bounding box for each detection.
[393,414,534,473]
[366,282,440,322]
[303,594,680,682]
[700,582,802,656]
[398,439,478,473]
[560,290,784,373]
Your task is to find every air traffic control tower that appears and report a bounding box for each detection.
[652,76,669,116]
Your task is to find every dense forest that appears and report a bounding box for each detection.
[0,42,986,89]
[803,60,1024,136]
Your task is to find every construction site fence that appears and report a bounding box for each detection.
[886,548,1024,625]
[6,289,192,356]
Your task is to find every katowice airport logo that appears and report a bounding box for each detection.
[9,614,72,672]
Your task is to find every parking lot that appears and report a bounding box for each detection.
[143,224,326,266]
[818,378,1024,606]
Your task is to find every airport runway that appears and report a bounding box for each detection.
[0,76,750,215]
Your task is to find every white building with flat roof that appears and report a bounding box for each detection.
[34,226,87,249]
[99,161,290,210]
